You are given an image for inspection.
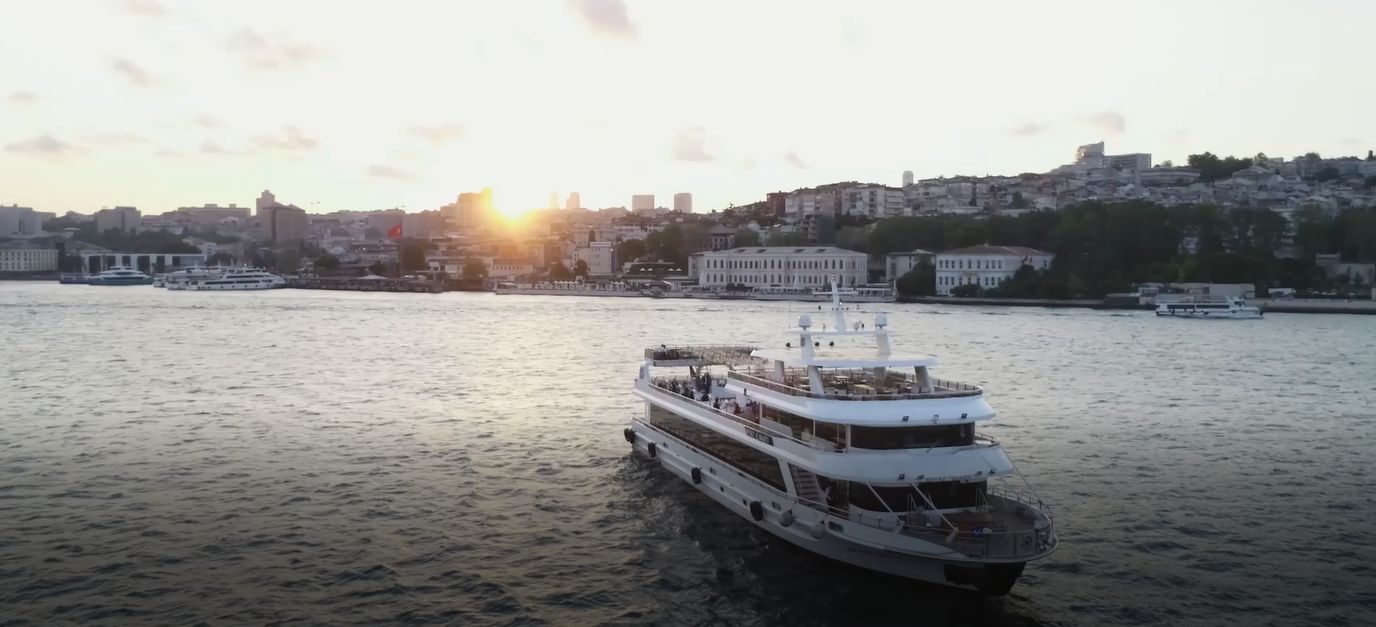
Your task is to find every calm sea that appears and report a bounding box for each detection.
[1,283,1373,626]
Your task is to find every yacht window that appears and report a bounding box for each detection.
[849,424,973,450]
[648,405,785,490]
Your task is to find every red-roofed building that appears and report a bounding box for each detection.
[935,245,1054,295]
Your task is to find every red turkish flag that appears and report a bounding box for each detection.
[387,223,403,239]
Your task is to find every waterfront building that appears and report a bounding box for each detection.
[572,241,616,276]
[565,192,581,210]
[632,194,655,212]
[673,193,692,213]
[79,251,208,274]
[885,249,935,282]
[94,206,141,234]
[0,205,44,238]
[0,240,58,272]
[699,246,867,289]
[934,245,1054,295]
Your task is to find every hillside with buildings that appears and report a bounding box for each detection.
[2,142,1374,299]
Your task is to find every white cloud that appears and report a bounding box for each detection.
[4,134,81,159]
[671,127,713,162]
[569,0,635,39]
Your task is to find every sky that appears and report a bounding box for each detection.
[1,0,1373,217]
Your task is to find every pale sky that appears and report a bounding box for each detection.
[1,0,1372,216]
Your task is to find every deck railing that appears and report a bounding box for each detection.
[647,379,816,450]
[727,370,982,401]
[794,495,1055,559]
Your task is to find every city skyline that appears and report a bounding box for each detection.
[2,0,1373,216]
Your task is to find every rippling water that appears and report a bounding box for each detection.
[1,283,1374,626]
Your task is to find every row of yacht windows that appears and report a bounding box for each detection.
[705,258,853,271]
[648,405,787,490]
[813,475,987,511]
[763,405,975,450]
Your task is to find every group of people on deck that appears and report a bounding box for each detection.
[657,375,762,422]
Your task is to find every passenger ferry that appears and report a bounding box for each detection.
[627,281,1057,595]
[183,269,286,291]
[1155,296,1262,319]
[162,266,227,291]
[87,267,153,286]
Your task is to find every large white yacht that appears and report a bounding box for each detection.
[1155,296,1262,319]
[183,269,286,291]
[627,281,1056,595]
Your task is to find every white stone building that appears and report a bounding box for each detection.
[934,245,1054,295]
[572,241,616,276]
[0,241,58,272]
[698,246,867,289]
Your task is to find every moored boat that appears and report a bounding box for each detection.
[87,267,153,286]
[1155,296,1262,319]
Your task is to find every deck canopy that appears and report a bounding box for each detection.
[751,347,938,369]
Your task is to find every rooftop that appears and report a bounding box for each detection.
[710,246,864,255]
[940,245,1052,257]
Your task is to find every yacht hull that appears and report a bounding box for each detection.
[630,420,1029,595]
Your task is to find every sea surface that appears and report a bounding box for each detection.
[1,283,1374,626]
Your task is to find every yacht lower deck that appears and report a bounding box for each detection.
[628,413,1042,594]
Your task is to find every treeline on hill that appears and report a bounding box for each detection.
[866,201,1376,298]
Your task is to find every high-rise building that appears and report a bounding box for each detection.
[565,192,580,210]
[266,205,307,243]
[902,170,914,187]
[631,194,655,212]
[673,192,692,213]
[765,192,787,217]
[0,205,43,238]
[94,206,141,234]
[255,190,277,217]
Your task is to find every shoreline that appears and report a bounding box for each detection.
[900,295,1376,315]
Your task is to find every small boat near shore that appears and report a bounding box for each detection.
[1155,296,1262,319]
[87,267,153,286]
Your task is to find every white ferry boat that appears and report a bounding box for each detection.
[184,269,286,291]
[627,281,1056,595]
[163,266,227,291]
[1155,296,1262,319]
[87,267,153,286]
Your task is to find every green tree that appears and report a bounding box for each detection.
[276,249,302,273]
[462,259,488,282]
[615,238,647,262]
[400,243,427,272]
[1365,175,1376,189]
[364,227,382,239]
[765,231,809,246]
[314,253,340,272]
[207,252,236,266]
[548,261,573,280]
[950,283,980,297]
[367,260,386,276]
[733,229,761,247]
[573,259,590,277]
[1187,152,1253,182]
[1313,167,1340,182]
[645,225,686,264]
[895,262,935,297]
